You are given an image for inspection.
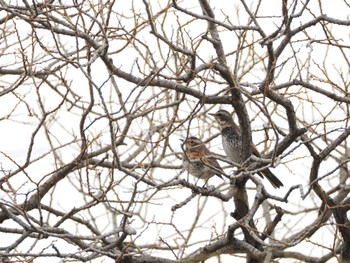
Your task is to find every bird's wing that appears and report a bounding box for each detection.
[198,149,226,177]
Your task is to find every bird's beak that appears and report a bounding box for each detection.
[179,138,184,142]
[208,113,215,116]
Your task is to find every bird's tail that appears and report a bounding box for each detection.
[260,169,283,188]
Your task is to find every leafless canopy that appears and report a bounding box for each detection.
[1,0,350,262]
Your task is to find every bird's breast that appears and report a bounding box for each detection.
[221,127,242,163]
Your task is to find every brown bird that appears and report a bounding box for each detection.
[181,136,225,182]
[210,110,283,188]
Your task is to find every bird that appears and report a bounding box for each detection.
[210,109,283,188]
[181,136,225,182]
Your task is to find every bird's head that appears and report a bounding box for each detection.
[180,136,204,151]
[210,110,234,129]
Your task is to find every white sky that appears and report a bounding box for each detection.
[0,0,349,262]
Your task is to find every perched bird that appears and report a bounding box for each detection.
[210,110,283,188]
[181,136,225,182]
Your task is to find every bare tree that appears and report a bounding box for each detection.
[0,0,350,262]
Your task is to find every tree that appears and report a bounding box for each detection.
[0,0,350,262]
